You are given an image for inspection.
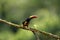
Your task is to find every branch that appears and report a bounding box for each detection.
[32,31,40,40]
[0,19,60,40]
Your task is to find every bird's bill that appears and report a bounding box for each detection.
[32,16,37,18]
[30,15,37,18]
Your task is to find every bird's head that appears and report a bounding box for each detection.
[29,15,37,19]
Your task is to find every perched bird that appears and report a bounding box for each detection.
[22,15,37,28]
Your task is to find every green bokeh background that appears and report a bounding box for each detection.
[0,0,60,40]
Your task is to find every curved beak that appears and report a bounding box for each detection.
[32,15,37,18]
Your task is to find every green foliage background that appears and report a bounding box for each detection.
[0,0,60,40]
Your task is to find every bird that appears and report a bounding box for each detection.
[22,15,37,28]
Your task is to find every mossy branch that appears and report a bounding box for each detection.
[0,19,60,40]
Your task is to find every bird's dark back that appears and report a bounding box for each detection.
[22,18,32,24]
